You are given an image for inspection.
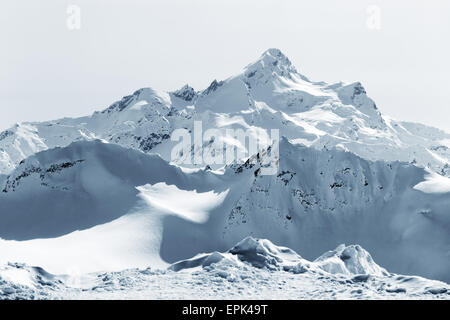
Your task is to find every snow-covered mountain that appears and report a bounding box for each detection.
[1,48,450,176]
[1,49,450,299]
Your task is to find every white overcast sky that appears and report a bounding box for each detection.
[1,0,449,131]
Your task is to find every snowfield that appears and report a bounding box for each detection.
[1,238,449,300]
[1,49,450,300]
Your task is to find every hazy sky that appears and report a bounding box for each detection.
[1,0,449,131]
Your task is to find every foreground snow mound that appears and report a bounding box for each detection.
[0,263,64,299]
[169,252,231,272]
[314,244,388,276]
[228,237,303,270]
[169,237,388,278]
[169,237,305,272]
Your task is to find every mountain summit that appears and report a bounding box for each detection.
[244,48,299,79]
[1,48,449,176]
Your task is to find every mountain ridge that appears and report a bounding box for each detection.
[1,49,450,176]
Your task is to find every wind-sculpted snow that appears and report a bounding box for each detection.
[1,49,450,176]
[170,237,389,277]
[1,238,449,300]
[0,140,227,272]
[312,244,388,277]
[169,237,304,272]
[0,140,191,240]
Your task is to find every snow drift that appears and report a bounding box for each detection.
[2,237,448,300]
[170,236,389,277]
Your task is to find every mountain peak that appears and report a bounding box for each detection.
[244,48,299,80]
[172,84,196,101]
[261,48,290,62]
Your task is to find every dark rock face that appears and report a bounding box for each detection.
[0,130,13,142]
[204,80,224,95]
[138,133,171,152]
[2,160,85,193]
[173,85,196,101]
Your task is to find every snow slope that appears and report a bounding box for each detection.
[0,140,228,273]
[1,139,450,283]
[1,49,450,177]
